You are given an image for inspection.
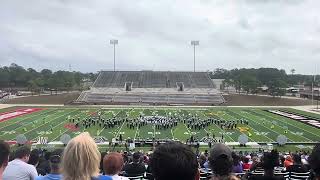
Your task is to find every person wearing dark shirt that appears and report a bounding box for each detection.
[309,144,320,180]
[248,150,284,180]
[0,140,10,179]
[123,152,146,176]
[286,153,308,173]
[150,142,200,180]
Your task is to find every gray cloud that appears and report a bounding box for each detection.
[0,0,319,74]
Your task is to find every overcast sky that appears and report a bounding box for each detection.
[0,0,320,74]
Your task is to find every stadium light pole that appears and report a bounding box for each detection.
[191,40,199,72]
[110,39,118,71]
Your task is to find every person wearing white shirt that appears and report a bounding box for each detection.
[3,146,38,180]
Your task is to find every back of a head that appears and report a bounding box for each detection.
[309,144,320,178]
[209,143,233,177]
[15,146,31,159]
[0,140,10,167]
[151,142,199,180]
[132,152,141,163]
[262,150,279,170]
[61,132,100,180]
[231,152,240,166]
[292,153,301,164]
[103,152,124,175]
[50,149,63,171]
[28,149,40,166]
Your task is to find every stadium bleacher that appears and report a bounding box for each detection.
[76,71,225,105]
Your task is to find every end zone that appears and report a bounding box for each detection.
[0,108,43,123]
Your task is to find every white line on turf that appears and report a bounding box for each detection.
[0,109,65,138]
[0,109,57,131]
[50,109,98,141]
[252,110,320,139]
[97,109,123,137]
[10,109,80,141]
[115,108,134,139]
[229,110,295,142]
[201,110,237,142]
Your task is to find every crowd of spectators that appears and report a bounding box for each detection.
[1,134,320,180]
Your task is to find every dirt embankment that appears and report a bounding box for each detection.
[223,94,313,106]
[3,92,80,104]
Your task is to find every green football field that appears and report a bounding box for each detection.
[1,107,320,145]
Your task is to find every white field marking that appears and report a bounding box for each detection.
[134,126,139,140]
[0,109,57,130]
[11,109,80,141]
[50,109,98,141]
[243,110,312,142]
[224,110,275,142]
[230,110,295,142]
[56,108,109,140]
[218,110,271,142]
[0,109,63,138]
[164,108,175,140]
[252,110,320,139]
[171,129,174,140]
[202,110,237,142]
[27,109,85,141]
[115,108,134,139]
[97,109,123,136]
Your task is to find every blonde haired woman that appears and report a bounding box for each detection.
[61,132,112,180]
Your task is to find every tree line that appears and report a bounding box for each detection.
[210,68,320,96]
[0,63,97,92]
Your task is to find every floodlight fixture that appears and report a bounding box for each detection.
[190,40,200,72]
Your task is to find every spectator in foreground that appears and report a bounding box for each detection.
[61,132,112,180]
[0,140,10,179]
[286,153,308,173]
[35,149,63,180]
[151,142,199,180]
[248,150,283,180]
[232,152,243,173]
[123,152,146,177]
[28,149,40,167]
[3,145,38,180]
[242,156,251,170]
[208,143,239,180]
[103,152,129,180]
[309,144,320,180]
[284,155,293,168]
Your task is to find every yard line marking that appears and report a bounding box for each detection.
[97,109,123,137]
[0,109,63,138]
[24,109,82,141]
[202,110,237,142]
[115,109,134,139]
[134,126,139,140]
[51,109,98,141]
[252,110,320,139]
[223,110,274,142]
[0,109,57,131]
[10,109,80,141]
[246,109,320,142]
[164,108,175,140]
[229,110,300,143]
[171,129,175,140]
